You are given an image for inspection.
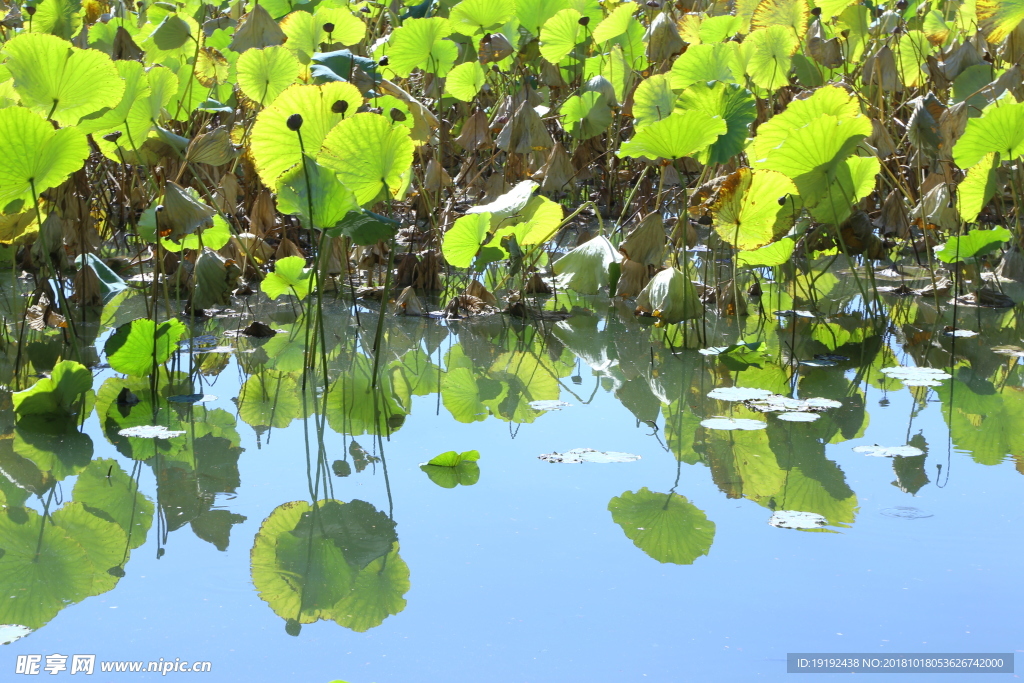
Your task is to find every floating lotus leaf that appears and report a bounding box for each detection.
[699,417,767,430]
[935,227,1012,264]
[608,488,715,564]
[768,510,827,529]
[852,444,925,457]
[539,448,641,463]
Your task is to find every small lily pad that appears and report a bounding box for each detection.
[699,417,767,431]
[880,506,934,519]
[745,395,842,413]
[942,328,978,338]
[776,411,820,422]
[698,346,728,356]
[117,425,186,439]
[880,366,951,386]
[769,510,827,529]
[852,444,925,458]
[0,624,32,645]
[538,448,641,463]
[529,400,572,411]
[167,394,218,403]
[707,387,774,402]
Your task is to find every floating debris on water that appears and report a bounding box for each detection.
[529,400,572,411]
[538,448,641,463]
[769,511,827,529]
[776,411,821,422]
[707,387,774,402]
[852,444,925,458]
[118,425,186,439]
[880,366,951,386]
[745,395,842,413]
[699,417,767,431]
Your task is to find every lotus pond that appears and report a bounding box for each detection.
[2,0,1024,678]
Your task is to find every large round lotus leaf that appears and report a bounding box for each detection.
[331,546,409,632]
[0,508,93,629]
[669,41,742,90]
[30,0,83,39]
[250,82,364,190]
[386,17,458,78]
[748,85,866,164]
[318,112,415,205]
[12,360,92,417]
[325,356,406,437]
[444,61,487,101]
[104,318,188,377]
[677,81,756,165]
[751,0,810,39]
[608,488,716,565]
[260,255,313,301]
[952,100,1024,169]
[711,168,797,250]
[560,91,613,140]
[251,500,355,624]
[13,417,93,481]
[282,9,362,65]
[516,0,570,36]
[448,0,515,35]
[956,153,999,224]
[742,25,799,92]
[276,156,359,231]
[73,458,154,550]
[4,33,124,127]
[618,110,727,161]
[0,107,89,212]
[592,1,636,43]
[237,45,300,106]
[539,8,584,64]
[755,115,870,186]
[77,59,147,135]
[978,0,1024,43]
[442,212,491,268]
[806,155,880,225]
[632,73,676,129]
[238,371,304,429]
[50,502,126,594]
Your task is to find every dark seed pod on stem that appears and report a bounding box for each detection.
[286,114,303,131]
[332,100,348,115]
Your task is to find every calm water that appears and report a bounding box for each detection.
[1,286,1021,682]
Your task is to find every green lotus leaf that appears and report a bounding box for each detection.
[442,212,491,269]
[238,371,303,429]
[698,14,744,42]
[316,7,367,45]
[540,8,584,64]
[13,416,93,481]
[553,235,621,294]
[737,236,797,267]
[73,458,154,550]
[104,317,188,377]
[426,449,481,466]
[12,360,92,417]
[592,1,636,43]
[669,41,742,89]
[608,488,716,565]
[711,168,798,250]
[276,156,359,231]
[29,0,82,39]
[0,106,88,211]
[250,82,364,190]
[289,499,398,570]
[742,25,798,91]
[421,461,480,488]
[281,9,359,65]
[77,59,148,142]
[261,255,314,300]
[333,209,400,245]
[251,500,357,624]
[895,30,931,87]
[618,110,727,161]
[514,194,564,245]
[318,112,414,205]
[331,544,410,632]
[386,17,458,78]
[151,13,192,50]
[631,73,675,129]
[560,90,613,139]
[806,155,880,225]
[755,115,870,188]
[677,80,756,165]
[935,227,1012,264]
[956,153,1000,224]
[448,0,515,35]
[516,0,570,36]
[748,85,866,164]
[0,508,94,629]
[325,355,406,437]
[50,502,125,593]
[952,100,1024,169]
[237,45,301,106]
[444,61,486,102]
[978,0,1024,43]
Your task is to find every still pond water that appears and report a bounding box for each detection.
[1,285,1021,682]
